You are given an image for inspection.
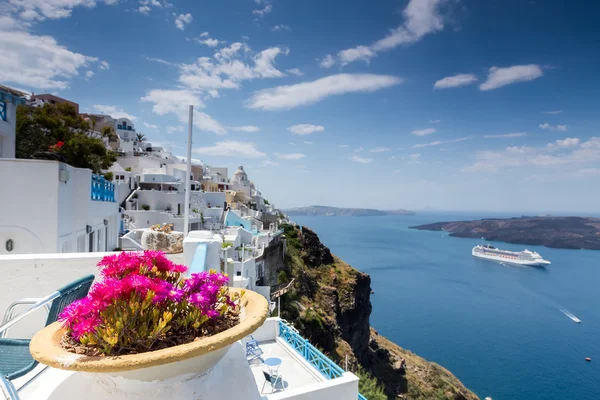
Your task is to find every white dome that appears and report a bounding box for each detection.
[232,166,249,185]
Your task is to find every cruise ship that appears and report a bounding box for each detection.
[472,244,551,267]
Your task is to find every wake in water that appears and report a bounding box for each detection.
[559,308,582,323]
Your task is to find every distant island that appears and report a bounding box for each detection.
[285,205,415,217]
[411,216,600,250]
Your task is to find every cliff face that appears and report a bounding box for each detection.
[279,225,479,400]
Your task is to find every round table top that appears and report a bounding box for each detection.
[264,357,282,367]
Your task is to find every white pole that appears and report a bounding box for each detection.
[184,105,193,236]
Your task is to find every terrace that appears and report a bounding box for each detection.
[248,318,362,399]
[0,253,365,400]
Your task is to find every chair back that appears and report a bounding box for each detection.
[262,371,272,382]
[45,274,95,326]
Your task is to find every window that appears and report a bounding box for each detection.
[0,101,6,121]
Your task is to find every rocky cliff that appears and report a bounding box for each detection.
[279,224,479,400]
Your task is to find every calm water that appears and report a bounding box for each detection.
[293,213,600,400]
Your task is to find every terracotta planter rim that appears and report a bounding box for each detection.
[29,288,268,373]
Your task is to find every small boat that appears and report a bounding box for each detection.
[585,357,591,362]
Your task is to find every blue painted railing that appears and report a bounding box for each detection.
[278,320,367,399]
[0,101,6,121]
[91,174,115,202]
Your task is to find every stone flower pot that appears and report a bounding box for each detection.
[30,288,268,399]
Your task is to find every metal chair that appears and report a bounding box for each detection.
[245,335,263,362]
[0,274,95,399]
[261,370,283,394]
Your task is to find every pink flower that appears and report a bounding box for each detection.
[188,293,209,309]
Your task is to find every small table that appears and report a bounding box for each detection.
[264,357,282,374]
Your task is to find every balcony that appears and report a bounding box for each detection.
[248,318,366,399]
[90,174,115,202]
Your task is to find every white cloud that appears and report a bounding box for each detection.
[465,137,600,172]
[539,122,567,132]
[246,73,402,110]
[328,0,449,67]
[484,132,527,139]
[178,44,286,91]
[351,155,373,164]
[480,64,543,91]
[542,110,562,115]
[338,144,350,148]
[286,68,303,76]
[4,0,118,24]
[409,153,421,160]
[138,0,169,15]
[338,46,375,65]
[195,37,219,47]
[288,124,325,135]
[275,152,306,160]
[547,137,580,150]
[143,56,177,67]
[412,136,472,148]
[253,47,286,78]
[434,73,477,89]
[99,61,110,70]
[372,0,447,51]
[174,13,192,30]
[194,112,227,135]
[230,125,260,132]
[369,147,391,153]
[143,122,158,130]
[260,160,280,166]
[167,125,185,134]
[272,24,291,32]
[85,70,94,79]
[429,119,441,123]
[304,141,313,145]
[319,54,335,68]
[141,89,205,113]
[0,30,98,90]
[93,105,137,121]
[194,140,265,158]
[411,128,436,136]
[140,89,226,135]
[289,142,296,146]
[252,4,272,17]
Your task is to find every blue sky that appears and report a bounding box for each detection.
[1,0,599,213]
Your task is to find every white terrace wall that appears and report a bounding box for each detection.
[0,159,119,255]
[0,159,60,254]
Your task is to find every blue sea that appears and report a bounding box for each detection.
[293,212,600,400]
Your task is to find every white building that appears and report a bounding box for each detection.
[230,165,252,196]
[0,159,120,254]
[0,85,27,159]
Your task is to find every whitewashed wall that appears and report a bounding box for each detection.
[202,191,226,208]
[0,160,119,255]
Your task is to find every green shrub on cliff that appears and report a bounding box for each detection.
[356,367,387,400]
